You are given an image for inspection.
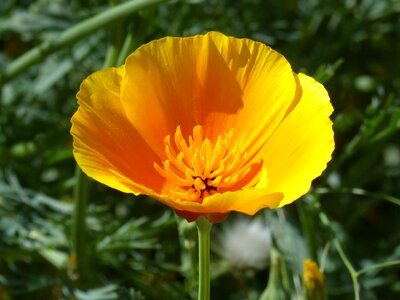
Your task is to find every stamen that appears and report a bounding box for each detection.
[154,125,263,203]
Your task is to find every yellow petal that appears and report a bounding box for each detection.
[197,32,298,155]
[152,187,282,216]
[71,67,164,194]
[120,32,296,154]
[260,73,334,206]
[121,35,198,154]
[201,189,283,215]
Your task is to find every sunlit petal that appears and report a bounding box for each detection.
[71,67,164,194]
[260,73,334,206]
[120,32,296,154]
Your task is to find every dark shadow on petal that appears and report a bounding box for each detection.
[282,72,303,119]
[193,34,246,123]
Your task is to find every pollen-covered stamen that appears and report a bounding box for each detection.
[154,125,263,203]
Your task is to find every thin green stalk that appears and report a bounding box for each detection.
[319,241,331,272]
[71,44,118,284]
[117,29,136,66]
[259,249,290,300]
[71,0,125,284]
[315,197,400,299]
[1,0,167,86]
[71,0,130,285]
[103,21,123,68]
[315,206,360,300]
[297,200,318,261]
[315,187,400,207]
[196,217,212,300]
[176,217,198,298]
[333,239,360,300]
[71,166,90,284]
[357,260,400,276]
[103,0,124,68]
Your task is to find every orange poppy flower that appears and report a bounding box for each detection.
[71,32,334,223]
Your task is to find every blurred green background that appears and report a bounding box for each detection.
[1,0,400,299]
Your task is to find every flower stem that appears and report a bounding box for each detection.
[297,200,318,261]
[196,217,212,300]
[71,166,90,285]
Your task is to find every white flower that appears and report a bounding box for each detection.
[217,217,272,269]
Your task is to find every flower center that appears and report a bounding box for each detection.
[154,125,262,203]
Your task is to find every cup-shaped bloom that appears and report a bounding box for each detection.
[71,32,334,223]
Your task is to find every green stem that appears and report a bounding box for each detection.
[103,21,123,68]
[333,239,360,300]
[176,217,198,298]
[0,0,166,86]
[103,0,124,68]
[357,260,400,276]
[117,6,157,65]
[297,200,318,261]
[71,166,90,285]
[315,199,400,299]
[196,217,212,300]
[71,0,127,285]
[71,1,124,284]
[315,187,400,207]
[315,204,360,300]
[260,249,291,300]
[117,29,136,66]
